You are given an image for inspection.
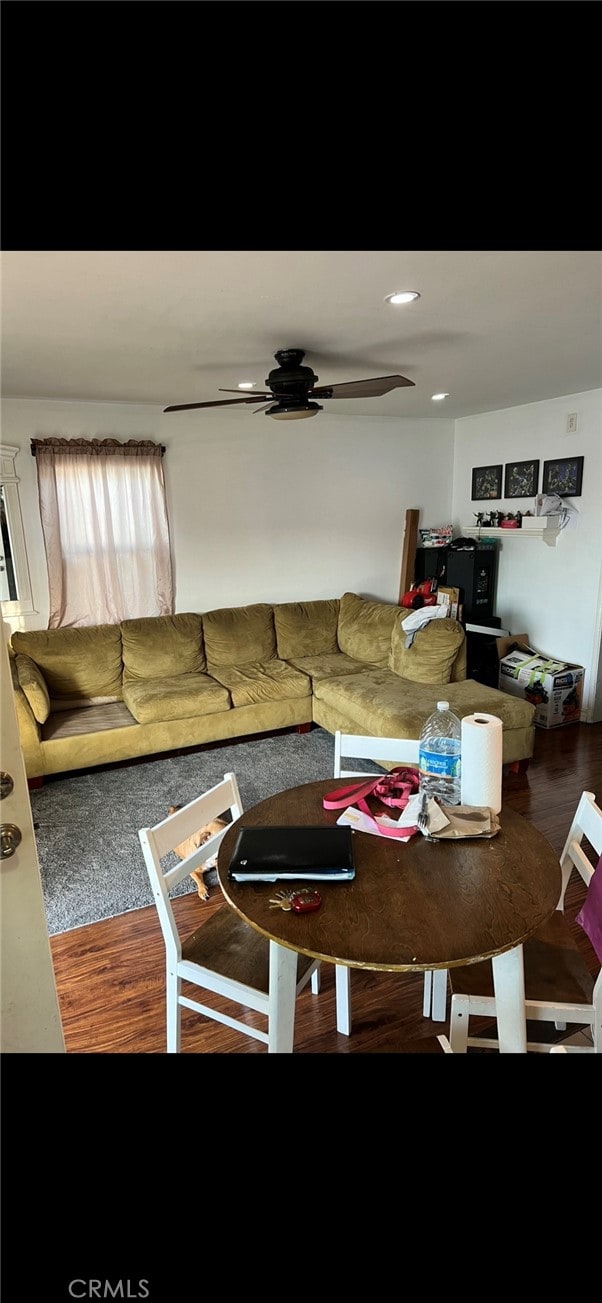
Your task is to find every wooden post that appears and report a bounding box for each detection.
[398,508,419,603]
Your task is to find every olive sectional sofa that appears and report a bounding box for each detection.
[9,591,536,782]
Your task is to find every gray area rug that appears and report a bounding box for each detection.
[31,727,377,936]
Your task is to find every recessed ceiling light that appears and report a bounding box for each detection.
[431,392,450,401]
[385,291,420,305]
[237,382,256,390]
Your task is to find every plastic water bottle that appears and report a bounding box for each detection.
[418,701,462,805]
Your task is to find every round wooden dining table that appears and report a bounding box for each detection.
[217,778,561,1052]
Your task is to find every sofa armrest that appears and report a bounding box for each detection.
[390,615,467,684]
[9,652,44,776]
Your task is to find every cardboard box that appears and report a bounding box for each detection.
[495,633,530,660]
[436,586,462,621]
[498,642,585,728]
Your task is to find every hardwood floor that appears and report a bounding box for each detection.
[48,721,602,1053]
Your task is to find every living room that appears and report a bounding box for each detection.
[2,251,601,723]
[1,249,601,1056]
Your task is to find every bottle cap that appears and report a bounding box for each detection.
[437,701,450,710]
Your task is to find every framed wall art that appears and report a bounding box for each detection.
[542,455,584,497]
[504,459,540,499]
[471,464,503,501]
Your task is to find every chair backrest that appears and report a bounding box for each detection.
[334,730,420,778]
[138,772,243,960]
[558,790,602,907]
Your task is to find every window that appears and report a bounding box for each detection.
[32,437,174,627]
[0,445,36,619]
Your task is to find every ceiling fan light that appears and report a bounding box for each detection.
[267,401,322,420]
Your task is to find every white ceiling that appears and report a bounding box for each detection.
[1,249,600,421]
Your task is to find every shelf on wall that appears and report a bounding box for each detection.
[463,516,562,547]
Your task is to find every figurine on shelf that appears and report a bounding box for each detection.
[474,512,484,527]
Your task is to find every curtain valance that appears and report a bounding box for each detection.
[31,437,165,458]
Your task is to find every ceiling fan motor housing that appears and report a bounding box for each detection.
[266,348,318,398]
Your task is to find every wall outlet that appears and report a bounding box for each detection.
[566,412,579,434]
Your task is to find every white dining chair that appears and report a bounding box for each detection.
[138,772,321,1052]
[332,731,448,1033]
[448,790,602,1053]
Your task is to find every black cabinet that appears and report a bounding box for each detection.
[414,544,498,623]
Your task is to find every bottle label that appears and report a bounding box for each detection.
[419,747,461,779]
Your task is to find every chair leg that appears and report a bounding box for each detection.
[311,965,321,995]
[423,970,433,1017]
[431,968,448,1022]
[166,970,181,1053]
[335,964,352,1036]
[449,994,471,1052]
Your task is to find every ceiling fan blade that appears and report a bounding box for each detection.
[163,396,270,413]
[218,389,272,397]
[313,374,415,400]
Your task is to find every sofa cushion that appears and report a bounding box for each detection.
[11,624,123,702]
[273,599,340,659]
[15,653,51,724]
[203,603,276,666]
[337,592,401,665]
[389,615,466,684]
[122,613,206,682]
[122,673,230,724]
[207,660,311,708]
[314,669,535,739]
[285,652,373,682]
[42,701,136,740]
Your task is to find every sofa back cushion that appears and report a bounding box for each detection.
[389,614,466,683]
[273,598,340,659]
[203,602,276,667]
[15,653,51,724]
[11,624,124,703]
[121,613,206,681]
[337,591,402,665]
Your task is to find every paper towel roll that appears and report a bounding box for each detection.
[460,713,503,813]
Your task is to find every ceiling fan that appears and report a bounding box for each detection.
[163,348,415,420]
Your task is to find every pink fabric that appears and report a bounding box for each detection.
[576,853,602,964]
[323,768,420,840]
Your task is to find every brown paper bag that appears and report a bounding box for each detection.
[430,804,501,840]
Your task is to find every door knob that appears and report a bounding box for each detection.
[0,772,15,800]
[0,824,22,858]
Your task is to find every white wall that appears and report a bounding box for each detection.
[452,389,602,720]
[0,396,454,620]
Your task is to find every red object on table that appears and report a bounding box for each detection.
[291,890,322,914]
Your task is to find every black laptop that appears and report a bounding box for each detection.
[227,825,356,883]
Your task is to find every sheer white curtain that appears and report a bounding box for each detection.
[33,438,174,628]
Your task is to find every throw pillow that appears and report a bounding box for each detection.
[15,653,51,723]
